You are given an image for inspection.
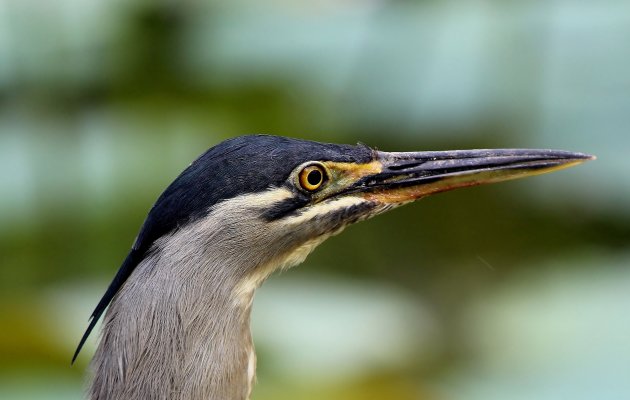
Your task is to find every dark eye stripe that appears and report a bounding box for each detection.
[261,190,310,221]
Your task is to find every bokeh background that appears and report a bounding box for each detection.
[1,0,629,399]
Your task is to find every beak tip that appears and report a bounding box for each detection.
[573,152,596,162]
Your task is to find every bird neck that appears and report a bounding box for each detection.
[89,249,258,400]
[87,192,329,400]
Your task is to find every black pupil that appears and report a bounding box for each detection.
[307,169,322,186]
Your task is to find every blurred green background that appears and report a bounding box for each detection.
[1,0,629,399]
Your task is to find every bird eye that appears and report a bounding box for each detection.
[298,164,326,192]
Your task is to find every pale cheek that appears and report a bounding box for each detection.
[277,236,328,271]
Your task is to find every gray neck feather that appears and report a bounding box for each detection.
[89,239,256,400]
[89,193,284,400]
[88,189,373,400]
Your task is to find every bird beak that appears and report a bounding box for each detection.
[355,149,595,204]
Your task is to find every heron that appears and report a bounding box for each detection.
[73,135,593,400]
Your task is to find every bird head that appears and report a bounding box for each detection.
[73,134,593,362]
[138,135,593,290]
